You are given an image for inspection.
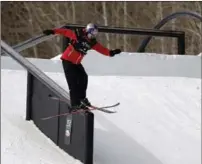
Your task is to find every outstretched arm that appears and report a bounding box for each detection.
[43,28,75,39]
[92,43,121,57]
[53,28,75,39]
[92,43,110,56]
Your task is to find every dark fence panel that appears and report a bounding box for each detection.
[26,72,33,121]
[85,112,94,164]
[58,101,94,164]
[26,73,94,163]
[178,33,185,55]
[30,75,60,144]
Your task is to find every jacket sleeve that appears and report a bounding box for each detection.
[92,42,110,56]
[53,28,75,39]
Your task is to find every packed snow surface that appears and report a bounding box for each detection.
[1,69,201,164]
[1,70,83,164]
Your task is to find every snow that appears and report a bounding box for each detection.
[1,70,83,164]
[49,51,201,78]
[1,68,201,164]
[51,54,62,62]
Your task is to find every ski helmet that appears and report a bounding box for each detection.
[85,23,98,39]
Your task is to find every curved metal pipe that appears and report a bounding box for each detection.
[137,11,202,53]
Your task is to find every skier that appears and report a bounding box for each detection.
[43,23,121,110]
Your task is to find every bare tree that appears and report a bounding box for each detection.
[24,2,38,58]
[196,1,202,52]
[123,1,127,51]
[157,1,165,53]
[71,1,76,23]
[1,1,202,58]
[102,1,110,49]
[114,2,121,48]
[171,1,177,54]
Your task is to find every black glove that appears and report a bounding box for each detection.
[109,49,121,57]
[43,29,55,35]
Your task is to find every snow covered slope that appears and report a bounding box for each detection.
[1,69,201,164]
[1,70,83,164]
[2,51,201,78]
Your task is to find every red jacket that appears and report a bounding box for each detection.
[53,28,110,64]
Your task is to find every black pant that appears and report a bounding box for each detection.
[62,60,88,106]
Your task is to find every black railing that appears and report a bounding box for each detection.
[63,24,185,55]
[1,24,185,56]
[137,11,202,53]
[1,40,70,103]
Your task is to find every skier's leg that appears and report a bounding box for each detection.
[78,64,88,99]
[77,64,91,106]
[62,60,80,107]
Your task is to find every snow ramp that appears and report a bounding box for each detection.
[1,70,83,164]
[49,72,201,164]
[2,68,200,164]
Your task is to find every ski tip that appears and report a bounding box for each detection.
[116,103,120,106]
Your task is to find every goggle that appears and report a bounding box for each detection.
[91,29,98,36]
[87,28,98,38]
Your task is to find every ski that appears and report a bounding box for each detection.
[83,102,120,113]
[49,95,120,110]
[41,108,86,120]
[41,102,120,120]
[49,95,120,112]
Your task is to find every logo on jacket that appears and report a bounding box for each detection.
[73,38,92,55]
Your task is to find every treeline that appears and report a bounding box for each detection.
[1,1,202,58]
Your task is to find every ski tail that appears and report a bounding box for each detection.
[41,102,120,120]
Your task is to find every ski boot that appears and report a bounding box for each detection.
[70,102,89,112]
[80,98,91,107]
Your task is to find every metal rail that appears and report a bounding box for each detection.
[137,11,202,53]
[64,24,184,37]
[1,34,55,56]
[1,24,185,56]
[63,24,185,54]
[1,40,70,104]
